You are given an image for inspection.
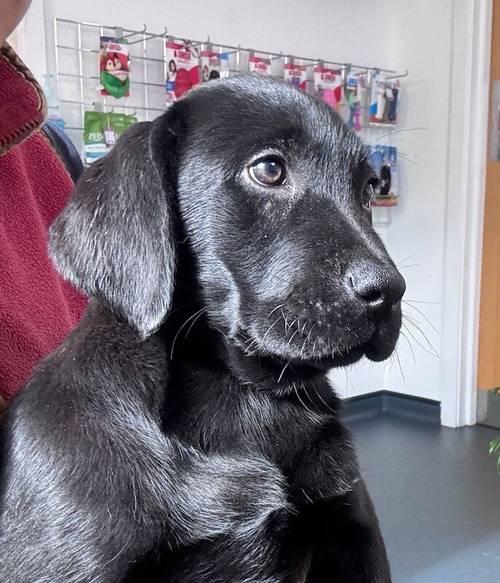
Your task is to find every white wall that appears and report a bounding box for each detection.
[16,0,479,407]
[40,0,394,67]
[7,0,46,82]
[375,0,455,402]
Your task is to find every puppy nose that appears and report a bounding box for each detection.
[348,263,406,309]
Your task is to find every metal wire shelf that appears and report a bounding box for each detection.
[52,17,408,158]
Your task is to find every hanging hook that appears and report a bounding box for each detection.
[120,24,147,42]
[386,69,409,80]
[269,51,283,61]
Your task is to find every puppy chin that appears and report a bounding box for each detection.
[364,341,397,362]
[363,319,402,362]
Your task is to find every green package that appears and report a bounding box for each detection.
[84,111,137,164]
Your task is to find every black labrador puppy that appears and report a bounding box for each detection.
[0,75,405,582]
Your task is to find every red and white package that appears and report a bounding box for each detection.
[313,66,343,109]
[165,41,200,103]
[249,56,271,75]
[283,63,307,92]
[200,50,221,82]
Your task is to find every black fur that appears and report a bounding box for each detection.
[0,76,405,582]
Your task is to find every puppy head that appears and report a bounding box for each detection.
[168,76,405,367]
[50,75,405,367]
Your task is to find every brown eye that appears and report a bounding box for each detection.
[249,156,286,187]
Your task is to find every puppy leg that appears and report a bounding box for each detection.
[146,507,290,583]
[291,420,390,582]
[305,478,391,583]
[0,388,288,582]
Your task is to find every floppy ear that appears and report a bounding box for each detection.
[49,118,180,338]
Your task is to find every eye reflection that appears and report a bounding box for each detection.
[248,156,286,187]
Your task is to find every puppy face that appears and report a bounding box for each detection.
[51,75,404,368]
[170,76,405,368]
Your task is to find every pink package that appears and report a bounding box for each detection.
[165,41,200,102]
[249,56,271,75]
[283,64,307,91]
[313,66,343,109]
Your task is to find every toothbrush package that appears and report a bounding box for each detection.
[369,73,400,125]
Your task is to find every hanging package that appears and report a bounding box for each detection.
[219,53,231,78]
[369,73,399,125]
[313,66,343,110]
[84,110,137,164]
[249,56,271,75]
[368,145,398,206]
[343,72,366,132]
[283,64,307,91]
[165,41,200,103]
[99,37,130,99]
[200,50,221,82]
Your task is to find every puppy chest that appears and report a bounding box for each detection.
[164,380,322,469]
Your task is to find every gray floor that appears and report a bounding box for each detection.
[346,412,500,583]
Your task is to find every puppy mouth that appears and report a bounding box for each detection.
[237,309,401,369]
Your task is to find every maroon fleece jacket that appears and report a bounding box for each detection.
[0,44,86,401]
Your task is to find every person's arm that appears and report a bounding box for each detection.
[0,1,32,46]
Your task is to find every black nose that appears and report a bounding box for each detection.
[348,262,406,309]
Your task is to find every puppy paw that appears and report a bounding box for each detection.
[221,455,289,536]
[182,453,289,541]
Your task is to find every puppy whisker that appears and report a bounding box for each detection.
[394,347,405,381]
[401,320,439,358]
[399,330,416,365]
[287,327,300,346]
[374,126,428,141]
[395,150,420,167]
[170,307,208,359]
[267,303,285,319]
[300,327,315,359]
[404,298,440,305]
[403,312,439,348]
[184,307,209,341]
[281,308,289,333]
[402,300,439,334]
[277,362,290,384]
[260,316,283,348]
[310,382,336,414]
[293,381,317,418]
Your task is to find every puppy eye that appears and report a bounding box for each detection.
[248,156,286,187]
[362,178,378,209]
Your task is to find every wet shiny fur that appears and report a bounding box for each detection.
[0,76,405,582]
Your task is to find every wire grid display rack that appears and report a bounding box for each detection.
[53,18,408,159]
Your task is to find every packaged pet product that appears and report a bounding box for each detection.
[99,37,130,99]
[343,72,365,132]
[219,52,231,78]
[200,50,221,82]
[249,56,271,75]
[313,66,343,110]
[368,145,398,206]
[84,111,137,164]
[283,63,307,91]
[369,73,400,125]
[165,41,200,103]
